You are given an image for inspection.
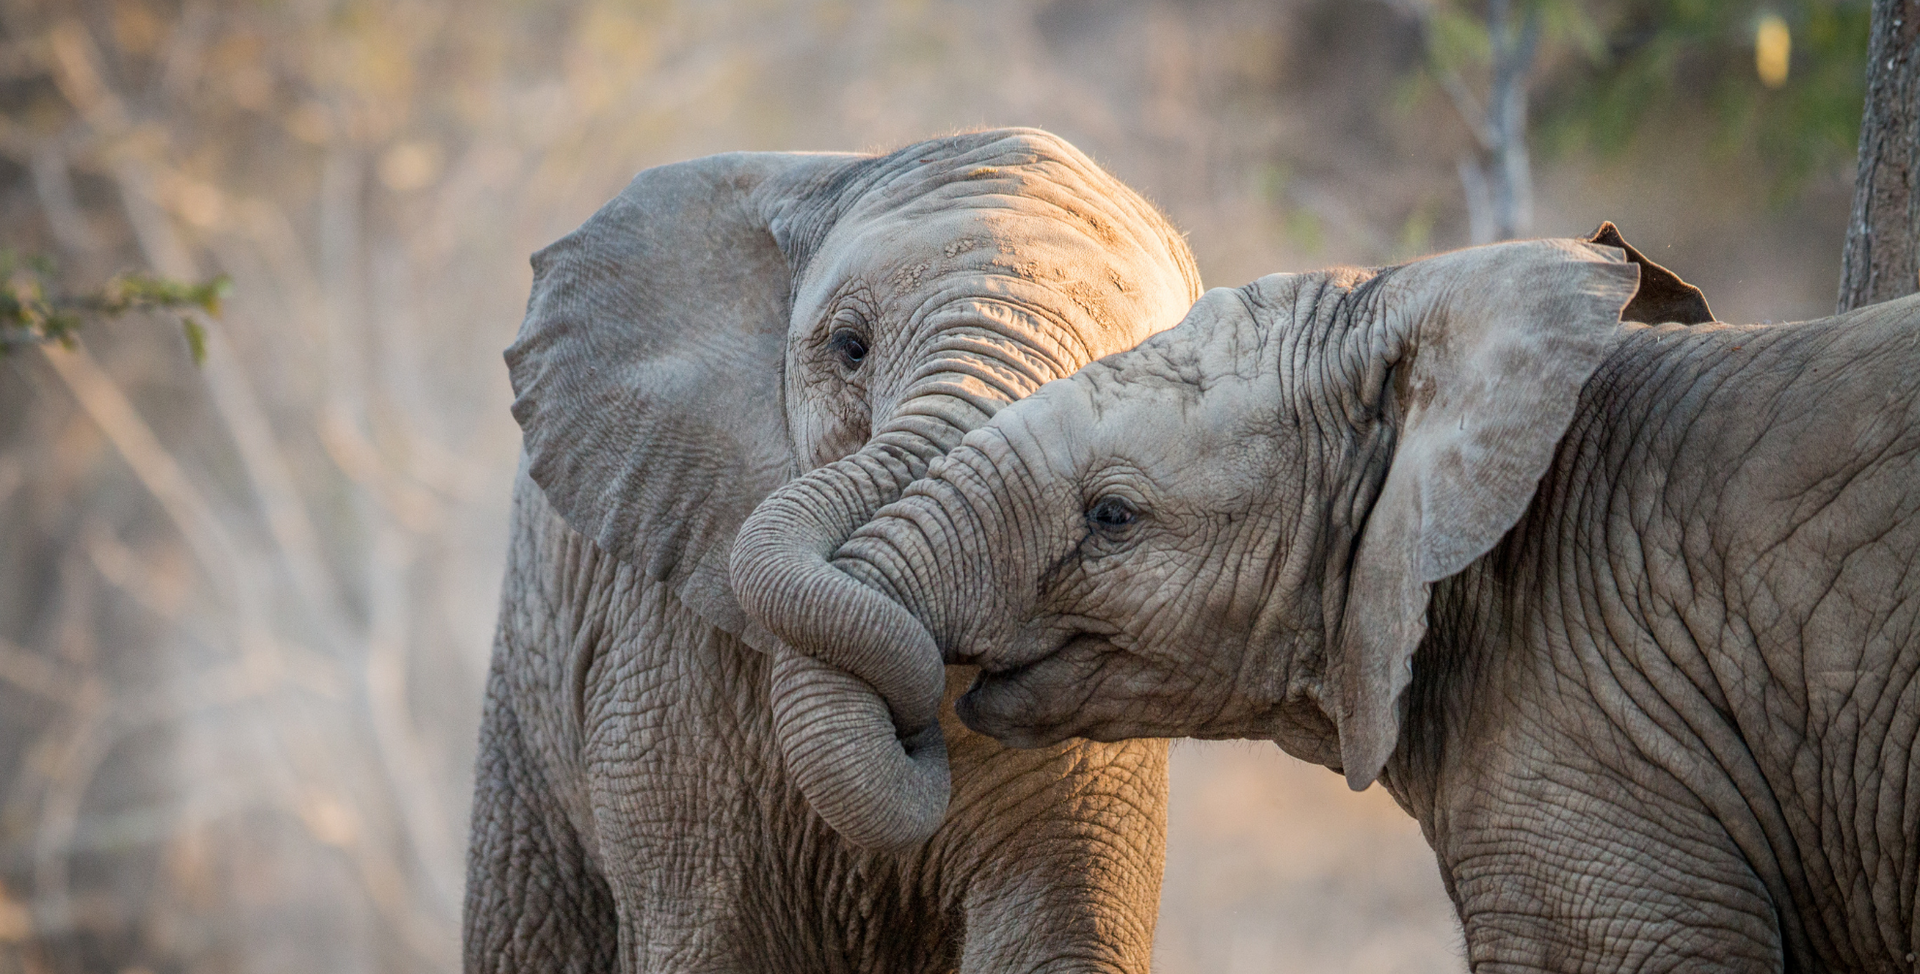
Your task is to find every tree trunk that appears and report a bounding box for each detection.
[1454,0,1539,243]
[1837,0,1920,312]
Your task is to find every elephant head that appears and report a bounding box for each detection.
[505,129,1199,849]
[788,233,1713,804]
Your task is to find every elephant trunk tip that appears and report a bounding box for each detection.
[772,647,950,849]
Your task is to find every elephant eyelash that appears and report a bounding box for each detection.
[827,328,869,369]
[1086,495,1138,529]
[821,301,872,371]
[1062,496,1144,566]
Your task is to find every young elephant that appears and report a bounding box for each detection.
[470,130,1199,972]
[766,235,1920,972]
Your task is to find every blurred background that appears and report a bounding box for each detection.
[0,0,1871,971]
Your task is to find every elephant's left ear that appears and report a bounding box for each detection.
[505,152,859,650]
[1327,238,1639,790]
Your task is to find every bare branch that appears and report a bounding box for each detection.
[44,19,130,133]
[1435,70,1495,152]
[35,341,248,591]
[365,529,462,915]
[53,7,360,655]
[0,636,78,704]
[27,148,100,254]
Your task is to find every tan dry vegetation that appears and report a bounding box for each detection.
[0,1,1849,973]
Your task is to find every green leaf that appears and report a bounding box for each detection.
[195,276,233,317]
[182,318,208,366]
[0,251,230,364]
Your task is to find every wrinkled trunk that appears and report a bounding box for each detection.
[732,413,975,849]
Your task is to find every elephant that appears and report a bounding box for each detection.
[465,128,1201,973]
[755,229,1920,972]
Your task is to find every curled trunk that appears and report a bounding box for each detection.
[732,423,966,848]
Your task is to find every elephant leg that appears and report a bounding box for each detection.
[464,684,618,974]
[1454,857,1784,973]
[1441,763,1787,973]
[949,736,1167,974]
[958,879,1150,974]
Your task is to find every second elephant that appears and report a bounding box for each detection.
[764,234,1920,972]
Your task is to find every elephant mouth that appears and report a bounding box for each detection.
[953,633,1112,747]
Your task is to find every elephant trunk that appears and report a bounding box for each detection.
[731,416,972,849]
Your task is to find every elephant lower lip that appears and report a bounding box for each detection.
[962,659,1035,699]
[956,685,1075,749]
[956,664,1032,735]
[957,633,1113,743]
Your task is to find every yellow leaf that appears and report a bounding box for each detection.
[1756,14,1790,89]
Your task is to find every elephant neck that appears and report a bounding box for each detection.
[1364,327,1692,830]
[1369,565,1495,831]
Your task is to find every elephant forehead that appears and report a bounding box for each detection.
[867,145,1164,246]
[1097,383,1266,463]
[1086,289,1279,393]
[984,373,1219,461]
[794,226,1189,364]
[842,204,1173,288]
[1044,364,1278,498]
[830,159,1184,267]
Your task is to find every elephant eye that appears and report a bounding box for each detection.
[828,328,869,369]
[1086,495,1137,530]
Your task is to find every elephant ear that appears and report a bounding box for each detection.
[1585,221,1715,324]
[1328,238,1640,790]
[505,151,857,650]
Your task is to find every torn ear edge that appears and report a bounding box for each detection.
[1585,222,1714,325]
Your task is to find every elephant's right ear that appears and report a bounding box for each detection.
[1325,239,1639,790]
[506,152,858,650]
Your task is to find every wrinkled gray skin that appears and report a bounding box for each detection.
[810,237,1920,972]
[467,130,1199,973]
